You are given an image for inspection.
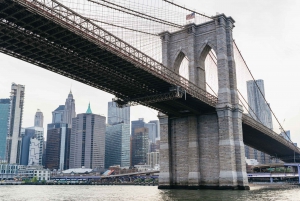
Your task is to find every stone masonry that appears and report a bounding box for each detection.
[158,14,249,190]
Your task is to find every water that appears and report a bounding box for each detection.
[0,185,299,201]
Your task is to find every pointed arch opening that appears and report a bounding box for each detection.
[198,45,218,96]
[174,51,189,82]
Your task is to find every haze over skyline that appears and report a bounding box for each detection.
[1,0,300,146]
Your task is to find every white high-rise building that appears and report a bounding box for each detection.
[107,101,130,125]
[23,127,44,166]
[6,83,25,164]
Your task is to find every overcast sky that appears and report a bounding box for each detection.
[1,0,300,145]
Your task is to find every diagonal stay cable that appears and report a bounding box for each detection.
[88,0,183,28]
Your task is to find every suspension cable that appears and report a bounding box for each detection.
[88,0,183,28]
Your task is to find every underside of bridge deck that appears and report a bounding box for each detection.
[242,116,300,163]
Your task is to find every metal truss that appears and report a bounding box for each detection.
[10,0,218,107]
[113,86,185,108]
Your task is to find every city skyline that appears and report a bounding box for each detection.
[0,0,300,148]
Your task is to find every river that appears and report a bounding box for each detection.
[0,185,299,201]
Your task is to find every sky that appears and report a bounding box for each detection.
[1,0,300,145]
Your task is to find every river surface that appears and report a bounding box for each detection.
[0,185,299,201]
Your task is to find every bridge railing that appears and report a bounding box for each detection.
[14,0,218,106]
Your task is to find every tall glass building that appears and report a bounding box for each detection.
[105,101,130,168]
[105,124,130,168]
[0,99,10,161]
[131,127,149,166]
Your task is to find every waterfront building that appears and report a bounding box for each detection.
[105,123,130,168]
[131,127,149,166]
[34,109,44,128]
[69,103,106,169]
[147,151,159,169]
[52,105,65,124]
[45,123,71,170]
[20,127,44,166]
[107,101,130,125]
[0,164,50,181]
[0,98,10,161]
[246,79,274,164]
[33,168,51,181]
[63,91,76,128]
[6,83,25,164]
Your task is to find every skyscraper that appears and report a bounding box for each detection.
[34,109,44,128]
[69,103,106,169]
[52,105,65,124]
[145,121,160,144]
[63,91,76,128]
[247,79,273,129]
[246,79,274,164]
[131,118,145,136]
[107,101,130,125]
[105,124,130,168]
[6,83,25,164]
[0,99,10,161]
[131,127,149,166]
[19,127,44,166]
[149,120,160,141]
[105,102,130,168]
[45,123,71,170]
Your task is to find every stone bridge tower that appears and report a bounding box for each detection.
[158,14,249,190]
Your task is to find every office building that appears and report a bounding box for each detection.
[34,109,44,128]
[6,83,25,164]
[69,103,106,169]
[149,120,160,141]
[105,101,130,168]
[20,127,44,166]
[131,118,145,136]
[0,99,10,161]
[105,123,130,168]
[131,127,149,166]
[63,91,76,128]
[45,123,71,170]
[107,101,130,125]
[52,105,65,124]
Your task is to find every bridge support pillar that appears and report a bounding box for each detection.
[158,110,249,190]
[158,13,249,190]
